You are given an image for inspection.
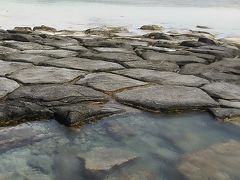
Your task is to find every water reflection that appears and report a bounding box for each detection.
[0,112,239,179]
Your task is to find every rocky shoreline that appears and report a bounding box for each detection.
[0,25,240,127]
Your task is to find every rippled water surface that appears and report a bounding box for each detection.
[0,0,240,36]
[0,112,240,179]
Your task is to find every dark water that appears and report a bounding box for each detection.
[0,111,239,179]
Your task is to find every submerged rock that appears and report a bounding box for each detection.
[178,140,240,180]
[78,147,137,171]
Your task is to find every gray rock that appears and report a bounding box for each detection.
[180,41,206,47]
[201,82,240,101]
[78,147,137,171]
[0,101,53,126]
[210,108,240,125]
[33,25,57,32]
[0,77,20,99]
[3,53,55,65]
[10,66,85,84]
[140,25,162,31]
[114,69,209,87]
[198,37,217,45]
[81,52,142,63]
[0,41,54,50]
[40,57,124,72]
[202,72,240,82]
[93,47,134,54]
[82,39,130,49]
[42,37,80,48]
[0,45,19,55]
[143,32,172,40]
[123,60,180,72]
[76,72,147,92]
[115,85,218,111]
[53,102,124,126]
[178,140,240,180]
[60,45,88,53]
[22,49,78,58]
[85,26,128,36]
[8,84,108,106]
[0,60,32,76]
[141,50,207,65]
[218,99,240,109]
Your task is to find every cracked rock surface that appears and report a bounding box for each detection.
[0,27,239,126]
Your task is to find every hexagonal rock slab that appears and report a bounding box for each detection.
[22,49,78,58]
[201,82,240,101]
[114,69,209,87]
[82,52,142,63]
[9,66,85,84]
[115,85,218,111]
[8,84,108,106]
[3,53,55,65]
[141,50,207,65]
[123,60,180,72]
[0,40,54,50]
[0,77,19,99]
[76,72,147,92]
[177,140,240,180]
[78,147,137,171]
[40,57,124,72]
[0,60,32,76]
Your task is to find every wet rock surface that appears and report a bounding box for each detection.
[178,140,240,180]
[0,27,239,126]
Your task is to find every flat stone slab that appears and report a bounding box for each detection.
[0,40,54,50]
[114,69,209,87]
[78,147,137,171]
[0,77,19,99]
[0,60,32,76]
[0,45,19,55]
[8,84,108,106]
[40,57,124,72]
[82,52,143,62]
[9,66,85,84]
[178,140,240,180]
[123,60,180,72]
[93,47,134,54]
[115,85,218,110]
[141,50,207,65]
[22,49,78,58]
[3,53,55,65]
[219,99,240,109]
[77,72,147,92]
[201,82,240,101]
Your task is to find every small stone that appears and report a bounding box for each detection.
[78,147,137,171]
[140,25,162,31]
[142,50,207,65]
[76,72,147,92]
[9,66,85,84]
[201,82,240,101]
[40,57,124,72]
[0,77,19,99]
[116,85,218,111]
[114,69,209,87]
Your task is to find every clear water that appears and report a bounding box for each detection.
[0,0,240,37]
[0,111,239,179]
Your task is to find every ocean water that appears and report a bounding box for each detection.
[0,0,240,36]
[0,112,240,179]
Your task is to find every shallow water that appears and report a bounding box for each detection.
[0,0,240,37]
[0,111,239,179]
